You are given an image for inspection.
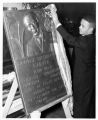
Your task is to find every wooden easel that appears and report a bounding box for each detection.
[3,73,72,118]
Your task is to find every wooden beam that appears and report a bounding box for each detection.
[8,98,23,115]
[3,76,18,118]
[62,98,73,118]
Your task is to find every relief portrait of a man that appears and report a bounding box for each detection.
[23,12,53,57]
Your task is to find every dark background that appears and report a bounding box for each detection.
[3,3,96,74]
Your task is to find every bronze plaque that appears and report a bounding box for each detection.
[3,9,67,115]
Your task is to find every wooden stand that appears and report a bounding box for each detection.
[3,75,72,118]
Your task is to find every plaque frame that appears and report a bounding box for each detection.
[3,9,69,117]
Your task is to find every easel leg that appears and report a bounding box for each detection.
[3,77,18,118]
[30,111,41,118]
[62,98,73,118]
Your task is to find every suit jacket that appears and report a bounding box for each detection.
[57,25,95,91]
[23,28,53,57]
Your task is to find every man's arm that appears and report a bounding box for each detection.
[47,4,86,48]
[57,25,77,46]
[57,25,87,48]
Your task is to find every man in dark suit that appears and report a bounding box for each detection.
[47,4,95,118]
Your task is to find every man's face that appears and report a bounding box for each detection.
[79,19,91,36]
[24,16,38,34]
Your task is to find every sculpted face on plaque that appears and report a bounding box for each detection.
[23,13,45,56]
[23,13,39,36]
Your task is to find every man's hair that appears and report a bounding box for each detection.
[83,15,96,29]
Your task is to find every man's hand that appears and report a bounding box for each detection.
[45,4,61,28]
[45,4,57,12]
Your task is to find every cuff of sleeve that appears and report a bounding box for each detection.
[56,23,62,29]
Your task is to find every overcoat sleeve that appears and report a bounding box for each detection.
[57,25,85,48]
